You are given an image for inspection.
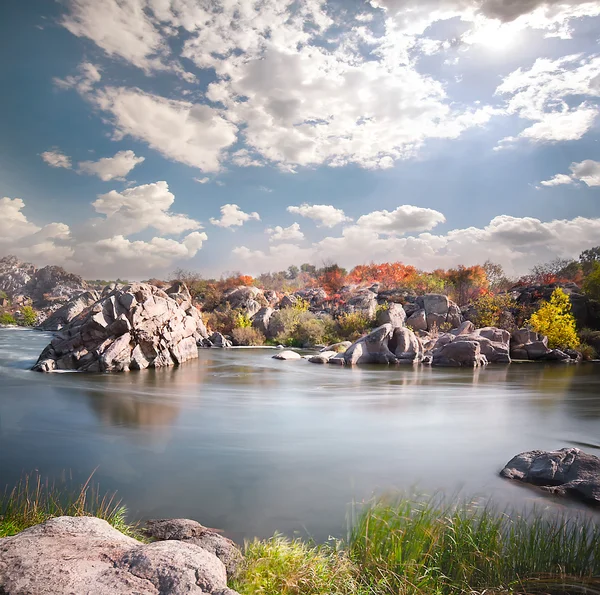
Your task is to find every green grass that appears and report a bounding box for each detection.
[0,471,141,539]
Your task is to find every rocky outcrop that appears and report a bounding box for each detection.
[343,324,397,365]
[510,329,572,362]
[500,448,600,505]
[0,516,239,595]
[38,290,100,331]
[432,340,488,367]
[33,283,204,372]
[407,294,463,332]
[0,255,36,298]
[143,519,242,579]
[199,332,232,348]
[344,288,378,318]
[252,307,274,337]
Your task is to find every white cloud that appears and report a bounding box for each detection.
[194,177,210,184]
[93,87,238,172]
[41,150,72,169]
[287,204,351,227]
[539,173,575,187]
[356,205,446,234]
[0,197,42,241]
[78,150,145,181]
[209,204,260,228]
[571,159,600,186]
[54,61,101,94]
[496,54,600,145]
[267,222,305,242]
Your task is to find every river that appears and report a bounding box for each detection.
[1,327,599,542]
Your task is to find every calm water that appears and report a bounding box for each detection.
[1,327,599,542]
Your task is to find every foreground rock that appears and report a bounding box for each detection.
[500,448,600,505]
[0,516,239,595]
[510,329,572,362]
[33,283,205,372]
[144,519,242,579]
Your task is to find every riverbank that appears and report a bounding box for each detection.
[1,476,599,594]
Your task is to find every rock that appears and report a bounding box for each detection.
[509,329,575,362]
[32,283,201,373]
[446,303,463,328]
[295,288,328,310]
[452,321,476,336]
[500,448,600,504]
[406,309,427,332]
[272,350,302,360]
[432,340,488,367]
[0,516,238,595]
[208,332,232,348]
[345,289,377,318]
[327,353,346,365]
[320,341,352,353]
[144,519,243,579]
[223,286,264,311]
[376,303,406,329]
[38,290,100,331]
[426,312,447,331]
[252,307,274,337]
[343,324,397,365]
[422,294,450,316]
[309,351,337,364]
[453,328,511,364]
[279,295,297,309]
[390,327,423,363]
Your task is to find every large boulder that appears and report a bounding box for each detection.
[345,289,378,318]
[143,519,243,579]
[500,448,600,505]
[453,327,511,364]
[432,340,488,367]
[38,290,100,331]
[0,516,239,595]
[406,309,427,332]
[510,328,574,362]
[376,303,406,329]
[413,294,463,331]
[272,350,302,360]
[222,286,264,311]
[343,324,397,365]
[390,327,423,363]
[32,283,203,373]
[252,307,274,337]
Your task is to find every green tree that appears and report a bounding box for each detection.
[528,288,579,349]
[582,261,600,301]
[19,306,37,327]
[580,246,600,275]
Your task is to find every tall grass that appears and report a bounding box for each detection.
[348,495,600,595]
[0,471,139,539]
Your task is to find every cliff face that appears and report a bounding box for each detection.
[0,255,86,308]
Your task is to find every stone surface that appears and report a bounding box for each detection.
[252,307,274,337]
[390,327,423,362]
[320,341,352,353]
[207,332,232,348]
[144,519,243,579]
[432,340,488,367]
[344,289,378,318]
[406,309,427,332]
[376,303,406,329]
[0,516,238,595]
[272,350,302,360]
[308,351,337,364]
[32,283,203,373]
[343,324,397,365]
[500,448,600,504]
[422,294,450,316]
[38,290,100,331]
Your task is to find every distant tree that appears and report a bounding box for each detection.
[318,263,347,295]
[286,265,299,280]
[300,263,317,277]
[20,305,37,327]
[446,265,488,305]
[580,246,600,275]
[528,288,579,349]
[582,261,600,301]
[528,258,581,284]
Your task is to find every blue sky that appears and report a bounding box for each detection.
[0,0,599,280]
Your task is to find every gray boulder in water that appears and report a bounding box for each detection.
[500,448,600,504]
[0,516,239,595]
[32,283,205,373]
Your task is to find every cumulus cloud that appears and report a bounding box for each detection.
[93,87,237,172]
[267,223,305,242]
[540,159,600,187]
[54,61,101,94]
[0,183,207,278]
[41,150,72,169]
[495,55,600,145]
[78,150,144,181]
[287,204,351,228]
[356,205,446,234]
[209,204,260,228]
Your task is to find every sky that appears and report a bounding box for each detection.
[0,0,599,280]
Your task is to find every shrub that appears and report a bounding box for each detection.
[528,288,579,349]
[583,261,600,301]
[335,312,372,342]
[19,305,37,327]
[293,317,329,347]
[232,327,266,346]
[470,293,515,329]
[205,304,241,336]
[0,313,16,325]
[236,312,253,328]
[579,342,597,360]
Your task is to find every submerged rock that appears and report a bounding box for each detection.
[500,448,600,505]
[144,519,243,579]
[32,283,204,373]
[0,516,239,595]
[272,350,302,360]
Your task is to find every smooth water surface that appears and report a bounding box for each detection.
[1,327,599,541]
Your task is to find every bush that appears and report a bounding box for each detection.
[583,261,600,301]
[335,312,372,342]
[470,293,515,329]
[293,317,330,347]
[19,305,37,327]
[205,304,241,336]
[528,288,579,349]
[232,327,266,346]
[0,313,16,325]
[579,342,597,360]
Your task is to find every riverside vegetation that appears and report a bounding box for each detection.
[1,475,600,595]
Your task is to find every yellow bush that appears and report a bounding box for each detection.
[528,288,579,349]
